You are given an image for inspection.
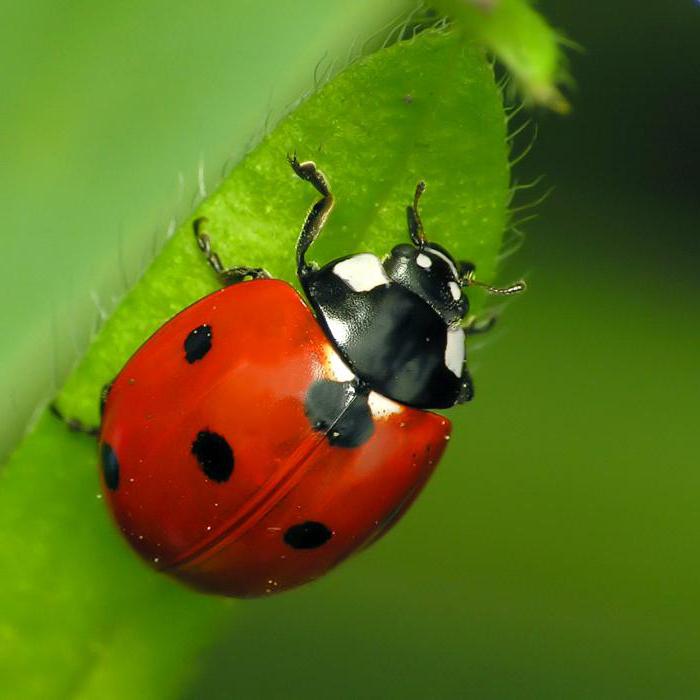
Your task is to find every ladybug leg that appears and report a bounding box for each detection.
[218,266,270,286]
[51,381,113,438]
[406,181,427,246]
[456,363,474,404]
[99,381,113,418]
[49,402,100,438]
[463,314,497,336]
[288,154,335,278]
[193,217,270,287]
[459,257,525,335]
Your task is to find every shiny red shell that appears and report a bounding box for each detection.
[99,279,450,597]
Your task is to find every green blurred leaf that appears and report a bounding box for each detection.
[433,0,571,112]
[0,412,226,699]
[0,0,411,461]
[1,29,511,699]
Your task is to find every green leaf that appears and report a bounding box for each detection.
[0,0,413,462]
[1,29,510,699]
[57,29,511,426]
[0,412,228,699]
[433,0,571,112]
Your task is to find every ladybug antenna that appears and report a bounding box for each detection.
[406,180,427,247]
[462,268,527,296]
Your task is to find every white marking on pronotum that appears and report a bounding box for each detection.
[333,254,390,292]
[324,345,356,382]
[325,316,350,346]
[416,253,432,269]
[448,281,462,301]
[445,327,465,377]
[368,391,403,418]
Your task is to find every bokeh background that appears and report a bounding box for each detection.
[3,2,700,698]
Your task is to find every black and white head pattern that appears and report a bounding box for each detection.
[383,243,468,326]
[304,251,468,408]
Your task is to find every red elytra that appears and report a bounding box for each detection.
[100,279,450,597]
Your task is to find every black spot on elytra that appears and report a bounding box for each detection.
[304,379,374,448]
[184,324,212,363]
[100,442,120,491]
[191,430,234,482]
[284,521,333,549]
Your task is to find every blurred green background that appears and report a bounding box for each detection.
[0,0,408,459]
[3,2,700,698]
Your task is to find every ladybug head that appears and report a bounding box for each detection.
[383,241,469,326]
[381,181,468,324]
[382,181,526,325]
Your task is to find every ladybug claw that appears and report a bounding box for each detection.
[49,402,100,438]
[463,314,497,336]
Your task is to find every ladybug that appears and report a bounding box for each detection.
[72,157,524,597]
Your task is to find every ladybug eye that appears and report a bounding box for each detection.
[457,260,476,280]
